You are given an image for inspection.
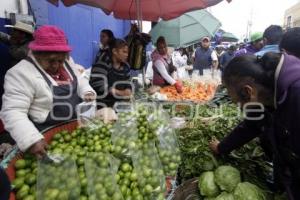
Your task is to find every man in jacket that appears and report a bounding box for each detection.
[255,25,283,57]
[192,37,218,76]
[0,21,34,67]
[235,32,264,56]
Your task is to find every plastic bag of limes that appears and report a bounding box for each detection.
[156,125,182,177]
[132,142,166,200]
[37,155,81,200]
[111,117,139,157]
[84,153,123,200]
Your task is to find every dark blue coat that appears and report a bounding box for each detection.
[219,54,300,199]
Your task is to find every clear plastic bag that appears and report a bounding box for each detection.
[81,120,113,153]
[132,142,166,200]
[147,109,182,177]
[156,125,182,177]
[84,153,123,200]
[111,116,139,157]
[37,154,81,200]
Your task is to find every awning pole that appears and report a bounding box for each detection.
[135,0,145,88]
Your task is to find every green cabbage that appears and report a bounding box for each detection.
[199,171,220,197]
[215,192,235,200]
[214,165,241,192]
[234,182,266,200]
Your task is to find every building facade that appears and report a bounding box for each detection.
[284,2,300,29]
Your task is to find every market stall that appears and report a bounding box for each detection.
[2,86,285,200]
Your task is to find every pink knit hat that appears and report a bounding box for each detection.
[29,25,71,52]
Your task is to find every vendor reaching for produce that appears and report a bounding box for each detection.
[0,25,96,158]
[90,39,132,108]
[209,53,300,200]
[152,36,183,93]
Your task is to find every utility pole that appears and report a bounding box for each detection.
[246,6,254,42]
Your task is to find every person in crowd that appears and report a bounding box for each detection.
[255,25,283,57]
[172,48,188,68]
[151,36,183,93]
[192,37,218,76]
[125,23,151,70]
[237,42,246,50]
[235,32,263,56]
[220,45,237,70]
[0,21,34,67]
[90,39,132,108]
[0,25,96,158]
[280,27,300,59]
[215,45,225,69]
[172,47,190,79]
[0,21,34,109]
[210,53,300,199]
[94,29,115,65]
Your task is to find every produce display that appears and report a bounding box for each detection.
[11,107,181,200]
[160,82,217,102]
[176,103,275,196]
[198,165,266,200]
[8,86,286,200]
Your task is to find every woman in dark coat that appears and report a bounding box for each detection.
[94,29,115,65]
[210,53,300,200]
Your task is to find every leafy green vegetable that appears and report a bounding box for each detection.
[215,192,235,200]
[234,182,266,200]
[214,165,241,192]
[199,171,220,197]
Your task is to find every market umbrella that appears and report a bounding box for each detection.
[149,10,221,48]
[47,0,231,21]
[221,32,239,42]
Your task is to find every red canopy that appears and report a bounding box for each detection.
[48,0,231,21]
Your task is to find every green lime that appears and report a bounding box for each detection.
[16,189,29,200]
[12,178,24,190]
[15,159,27,170]
[23,194,35,200]
[144,184,153,194]
[16,169,27,178]
[25,174,36,186]
[121,163,131,173]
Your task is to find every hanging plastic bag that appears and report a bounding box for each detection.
[37,154,81,200]
[111,116,139,158]
[76,101,96,126]
[84,152,123,200]
[156,125,182,177]
[131,142,166,200]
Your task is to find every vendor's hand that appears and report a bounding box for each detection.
[110,88,117,96]
[111,88,132,98]
[95,108,118,124]
[209,138,220,154]
[174,80,183,93]
[29,139,48,159]
[84,92,96,102]
[185,65,193,71]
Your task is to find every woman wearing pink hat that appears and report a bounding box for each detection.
[0,25,96,158]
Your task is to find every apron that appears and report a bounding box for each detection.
[152,58,176,86]
[26,57,82,131]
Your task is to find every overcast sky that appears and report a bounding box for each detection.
[143,0,299,40]
[210,0,299,39]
